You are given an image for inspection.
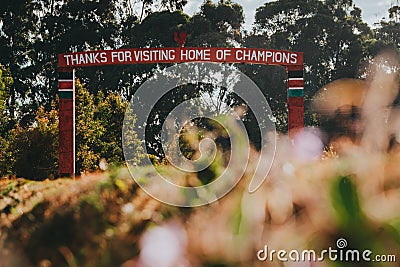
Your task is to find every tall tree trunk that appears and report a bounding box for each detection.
[50,0,54,15]
[9,84,15,119]
[139,1,146,22]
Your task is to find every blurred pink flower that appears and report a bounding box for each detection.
[292,128,324,162]
[137,222,188,267]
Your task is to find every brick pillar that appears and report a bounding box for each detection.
[287,65,304,136]
[58,69,75,177]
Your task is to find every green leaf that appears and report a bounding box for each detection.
[331,175,364,227]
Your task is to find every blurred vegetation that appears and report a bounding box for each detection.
[1,146,400,266]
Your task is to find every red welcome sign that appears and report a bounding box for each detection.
[58,47,303,68]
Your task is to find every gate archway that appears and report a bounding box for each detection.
[57,47,304,176]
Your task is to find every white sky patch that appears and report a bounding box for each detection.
[353,0,392,26]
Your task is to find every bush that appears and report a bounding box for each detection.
[76,81,144,173]
[1,105,59,179]
[0,80,144,179]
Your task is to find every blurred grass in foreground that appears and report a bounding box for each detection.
[0,145,400,267]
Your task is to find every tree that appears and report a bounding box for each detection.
[115,0,187,22]
[32,0,120,115]
[186,0,244,47]
[0,0,40,119]
[75,81,105,172]
[95,91,135,166]
[1,0,123,125]
[0,64,13,133]
[75,81,144,172]
[0,64,14,177]
[373,5,400,52]
[1,105,59,179]
[252,0,371,127]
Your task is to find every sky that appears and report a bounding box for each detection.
[183,0,394,31]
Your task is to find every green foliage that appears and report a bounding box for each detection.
[0,64,13,132]
[76,81,105,172]
[130,10,189,47]
[0,105,59,179]
[0,0,40,118]
[96,92,127,165]
[249,0,383,128]
[0,66,11,109]
[331,175,364,228]
[373,9,400,52]
[0,65,14,175]
[76,81,144,173]
[0,137,13,176]
[0,80,144,179]
[254,0,369,92]
[187,0,244,46]
[108,10,190,101]
[122,105,145,167]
